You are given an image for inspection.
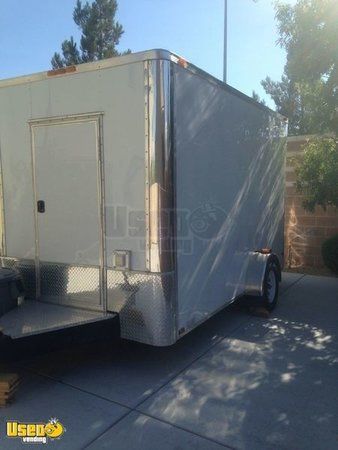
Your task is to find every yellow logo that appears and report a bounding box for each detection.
[7,418,65,444]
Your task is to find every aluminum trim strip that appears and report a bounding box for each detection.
[29,122,40,296]
[169,61,178,343]
[96,114,107,311]
[28,112,104,125]
[0,49,172,89]
[144,61,150,269]
[146,60,175,273]
[0,141,6,256]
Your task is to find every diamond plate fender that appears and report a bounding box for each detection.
[107,270,176,346]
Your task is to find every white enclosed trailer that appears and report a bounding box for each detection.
[0,50,287,346]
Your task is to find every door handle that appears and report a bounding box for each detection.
[37,200,45,213]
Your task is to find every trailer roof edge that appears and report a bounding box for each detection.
[0,48,286,120]
[172,56,286,120]
[0,49,171,89]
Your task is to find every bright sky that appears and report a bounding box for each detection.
[0,0,296,108]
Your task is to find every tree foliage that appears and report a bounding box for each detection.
[322,233,338,275]
[51,0,130,69]
[262,0,338,135]
[252,90,266,106]
[295,138,338,211]
[262,75,330,135]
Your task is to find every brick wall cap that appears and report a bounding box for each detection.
[287,133,334,143]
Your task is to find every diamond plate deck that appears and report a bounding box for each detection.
[0,300,115,339]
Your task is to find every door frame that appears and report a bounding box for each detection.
[29,112,106,311]
[0,142,6,257]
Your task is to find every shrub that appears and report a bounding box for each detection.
[322,234,338,275]
[295,138,338,212]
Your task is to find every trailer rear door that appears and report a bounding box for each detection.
[30,114,104,307]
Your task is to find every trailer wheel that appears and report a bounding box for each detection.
[261,262,279,311]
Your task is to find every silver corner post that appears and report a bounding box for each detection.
[223,0,227,83]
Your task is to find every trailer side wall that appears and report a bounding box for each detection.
[173,64,286,334]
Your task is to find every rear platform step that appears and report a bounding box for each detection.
[0,300,116,339]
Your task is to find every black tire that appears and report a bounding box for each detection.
[261,262,280,311]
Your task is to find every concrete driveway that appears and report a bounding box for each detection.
[0,273,337,449]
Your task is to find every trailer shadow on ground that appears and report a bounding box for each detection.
[1,273,337,450]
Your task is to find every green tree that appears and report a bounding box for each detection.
[262,76,330,135]
[51,0,130,69]
[252,90,266,106]
[295,138,338,211]
[264,0,338,211]
[262,0,338,135]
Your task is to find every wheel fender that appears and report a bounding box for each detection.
[267,254,282,282]
[244,252,281,297]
